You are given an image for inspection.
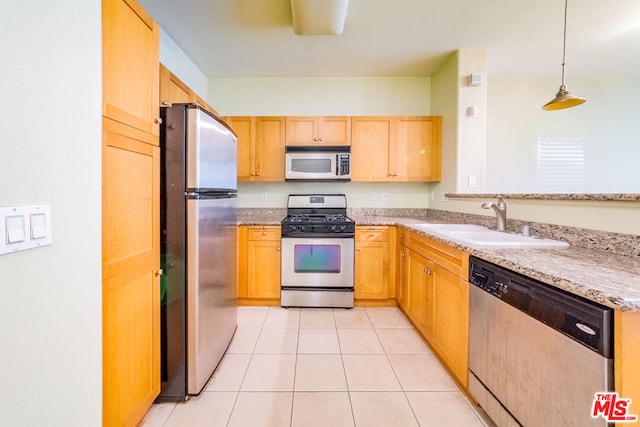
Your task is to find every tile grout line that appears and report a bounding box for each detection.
[225,306,268,426]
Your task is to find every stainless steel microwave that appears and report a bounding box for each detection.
[285,146,351,181]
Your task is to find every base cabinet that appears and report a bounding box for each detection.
[397,227,469,387]
[237,226,281,304]
[355,226,390,300]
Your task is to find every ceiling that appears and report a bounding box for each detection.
[137,0,640,78]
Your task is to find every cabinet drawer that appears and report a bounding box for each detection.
[401,227,468,279]
[247,226,281,241]
[356,227,389,243]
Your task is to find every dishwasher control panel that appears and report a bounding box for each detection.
[469,265,509,298]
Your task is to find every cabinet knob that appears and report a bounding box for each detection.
[356,248,361,251]
[369,232,374,237]
[262,232,266,235]
[155,269,163,277]
[319,137,323,142]
[256,172,260,176]
[154,117,163,124]
[161,101,170,106]
[276,247,280,252]
[251,172,255,176]
[400,234,404,238]
[424,268,432,275]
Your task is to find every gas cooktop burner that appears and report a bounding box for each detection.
[284,214,352,224]
[282,194,354,237]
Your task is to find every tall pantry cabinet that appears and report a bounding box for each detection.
[102,0,161,426]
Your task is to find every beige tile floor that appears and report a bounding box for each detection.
[140,306,489,427]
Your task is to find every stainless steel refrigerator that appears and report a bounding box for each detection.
[159,103,237,399]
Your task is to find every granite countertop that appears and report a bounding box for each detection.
[357,215,640,312]
[238,210,640,312]
[237,209,286,226]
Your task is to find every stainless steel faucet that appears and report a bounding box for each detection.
[481,197,507,231]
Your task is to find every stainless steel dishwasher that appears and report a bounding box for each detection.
[468,256,614,427]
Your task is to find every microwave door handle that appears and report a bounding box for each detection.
[336,154,339,176]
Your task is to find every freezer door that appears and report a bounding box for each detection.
[186,107,237,191]
[186,196,238,394]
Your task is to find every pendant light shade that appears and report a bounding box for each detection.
[542,0,586,110]
[542,85,586,110]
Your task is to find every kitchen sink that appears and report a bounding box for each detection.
[413,223,489,233]
[413,223,569,248]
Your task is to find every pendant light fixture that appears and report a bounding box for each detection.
[542,0,586,110]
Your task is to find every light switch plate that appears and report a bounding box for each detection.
[0,205,52,256]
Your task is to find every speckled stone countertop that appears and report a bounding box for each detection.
[238,208,640,312]
[445,193,640,201]
[237,208,286,225]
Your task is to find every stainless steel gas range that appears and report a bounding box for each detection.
[280,194,355,308]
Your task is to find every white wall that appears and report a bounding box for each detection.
[0,2,102,425]
[210,76,434,208]
[158,28,209,99]
[209,77,431,116]
[486,76,640,193]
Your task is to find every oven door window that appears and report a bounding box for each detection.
[291,158,332,174]
[294,244,341,273]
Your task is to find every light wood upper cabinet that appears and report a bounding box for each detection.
[355,226,390,300]
[395,116,441,181]
[226,116,285,182]
[159,64,191,105]
[103,0,159,136]
[286,116,351,146]
[351,116,441,182]
[351,116,394,181]
[159,64,218,114]
[226,117,255,181]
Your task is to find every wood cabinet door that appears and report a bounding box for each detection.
[397,246,410,312]
[351,116,394,181]
[431,264,469,386]
[159,64,190,106]
[102,117,160,427]
[226,117,256,181]
[354,239,389,300]
[103,0,159,136]
[408,251,434,337]
[395,116,441,181]
[256,117,286,181]
[318,116,351,145]
[247,237,281,299]
[285,116,318,145]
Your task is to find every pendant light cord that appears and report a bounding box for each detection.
[560,0,568,87]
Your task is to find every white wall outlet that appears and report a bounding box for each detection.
[260,191,268,201]
[441,191,449,202]
[382,192,388,201]
[467,73,482,86]
[468,175,477,188]
[429,191,435,201]
[370,192,376,201]
[466,106,478,118]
